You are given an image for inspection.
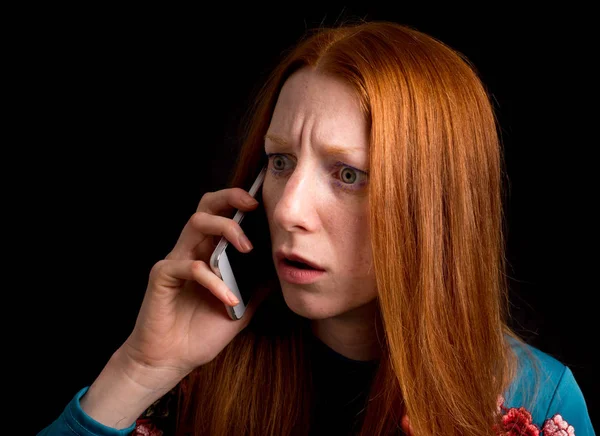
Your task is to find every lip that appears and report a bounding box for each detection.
[275,251,325,271]
[275,250,326,285]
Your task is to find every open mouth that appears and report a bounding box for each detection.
[277,254,326,284]
[284,258,315,270]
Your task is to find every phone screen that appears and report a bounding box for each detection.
[223,187,273,306]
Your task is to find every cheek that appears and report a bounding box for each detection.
[262,178,278,224]
[335,213,372,267]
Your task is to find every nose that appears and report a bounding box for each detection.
[271,162,320,233]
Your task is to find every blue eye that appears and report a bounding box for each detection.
[266,153,368,193]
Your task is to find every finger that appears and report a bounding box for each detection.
[197,188,259,215]
[195,188,259,254]
[150,259,239,306]
[168,208,256,260]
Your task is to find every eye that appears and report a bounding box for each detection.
[332,162,368,192]
[339,167,357,184]
[266,153,368,193]
[266,153,291,174]
[272,155,286,171]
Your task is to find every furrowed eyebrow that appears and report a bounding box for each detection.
[264,133,366,159]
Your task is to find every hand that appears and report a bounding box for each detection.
[120,187,272,383]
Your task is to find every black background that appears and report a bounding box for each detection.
[12,4,596,434]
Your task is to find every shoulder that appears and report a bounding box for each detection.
[499,336,595,435]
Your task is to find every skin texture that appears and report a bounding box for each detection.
[262,67,381,362]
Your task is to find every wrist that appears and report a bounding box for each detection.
[115,344,190,391]
[79,347,186,429]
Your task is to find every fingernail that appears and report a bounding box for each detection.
[244,197,258,206]
[228,291,240,306]
[239,234,253,251]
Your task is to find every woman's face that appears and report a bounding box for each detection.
[263,67,377,320]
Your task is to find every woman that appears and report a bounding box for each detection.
[38,20,594,435]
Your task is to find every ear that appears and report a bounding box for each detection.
[401,414,414,436]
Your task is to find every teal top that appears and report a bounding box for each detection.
[37,338,595,435]
[499,336,595,435]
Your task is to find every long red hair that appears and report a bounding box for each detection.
[176,20,541,435]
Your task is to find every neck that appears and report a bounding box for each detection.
[310,299,382,362]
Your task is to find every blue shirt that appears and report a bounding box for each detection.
[37,339,596,435]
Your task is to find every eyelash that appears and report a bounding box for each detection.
[265,153,368,192]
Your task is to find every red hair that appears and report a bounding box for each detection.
[176,21,541,435]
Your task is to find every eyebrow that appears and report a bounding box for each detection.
[264,133,367,159]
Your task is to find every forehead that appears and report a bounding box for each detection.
[267,68,369,151]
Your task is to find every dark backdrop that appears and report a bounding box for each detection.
[17,5,596,434]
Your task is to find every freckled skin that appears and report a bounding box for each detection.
[262,67,380,361]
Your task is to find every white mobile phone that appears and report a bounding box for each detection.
[210,165,269,320]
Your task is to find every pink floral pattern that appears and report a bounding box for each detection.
[542,415,576,436]
[133,418,163,436]
[493,395,576,436]
[494,406,540,435]
[401,396,577,436]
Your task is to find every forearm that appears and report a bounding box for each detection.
[79,346,185,430]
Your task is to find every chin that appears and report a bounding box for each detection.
[280,285,368,320]
[280,285,339,319]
